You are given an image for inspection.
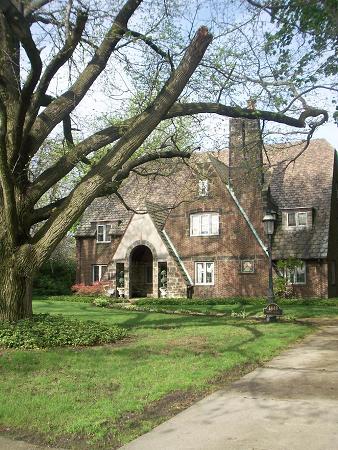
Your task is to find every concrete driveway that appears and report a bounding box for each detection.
[121,325,338,450]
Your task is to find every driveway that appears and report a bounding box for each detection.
[121,324,338,450]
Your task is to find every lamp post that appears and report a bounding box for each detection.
[263,212,278,321]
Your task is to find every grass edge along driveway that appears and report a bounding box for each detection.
[0,299,315,449]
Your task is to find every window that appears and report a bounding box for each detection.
[195,262,214,285]
[286,262,306,285]
[198,179,209,197]
[190,213,219,236]
[240,259,255,273]
[287,211,308,228]
[92,265,107,283]
[96,224,111,242]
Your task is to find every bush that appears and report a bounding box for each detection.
[33,260,76,296]
[0,314,127,349]
[92,297,112,307]
[71,282,106,296]
[35,295,93,303]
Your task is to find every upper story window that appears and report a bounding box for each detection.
[284,210,311,230]
[96,224,111,243]
[190,212,219,236]
[198,179,209,197]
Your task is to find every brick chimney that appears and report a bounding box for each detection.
[229,116,264,199]
[228,108,265,236]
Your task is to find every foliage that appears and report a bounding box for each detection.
[274,258,302,298]
[92,297,113,307]
[33,259,76,296]
[0,314,127,349]
[35,295,93,303]
[264,0,338,76]
[71,282,106,296]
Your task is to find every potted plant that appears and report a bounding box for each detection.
[159,269,168,298]
[117,270,125,298]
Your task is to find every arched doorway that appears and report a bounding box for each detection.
[130,245,153,298]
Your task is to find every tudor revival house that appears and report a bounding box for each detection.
[75,118,338,298]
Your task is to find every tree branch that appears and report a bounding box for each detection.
[24,0,54,17]
[27,0,144,156]
[30,25,213,263]
[24,8,88,137]
[27,98,328,207]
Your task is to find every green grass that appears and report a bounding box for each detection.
[128,297,338,319]
[0,298,319,448]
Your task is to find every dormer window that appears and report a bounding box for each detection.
[284,210,311,230]
[198,179,209,197]
[96,224,111,243]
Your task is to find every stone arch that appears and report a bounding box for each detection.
[127,241,158,298]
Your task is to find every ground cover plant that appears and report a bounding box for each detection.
[0,314,127,349]
[0,298,315,449]
[128,297,338,319]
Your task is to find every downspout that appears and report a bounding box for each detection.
[162,229,193,286]
[226,185,269,257]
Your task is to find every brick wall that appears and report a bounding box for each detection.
[164,170,269,298]
[76,236,121,285]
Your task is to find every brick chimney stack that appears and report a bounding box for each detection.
[229,115,264,199]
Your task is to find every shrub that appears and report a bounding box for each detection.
[33,260,76,296]
[35,295,94,303]
[134,297,266,306]
[92,297,112,307]
[0,314,127,349]
[71,282,106,296]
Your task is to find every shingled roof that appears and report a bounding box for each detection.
[75,139,336,260]
[267,139,335,259]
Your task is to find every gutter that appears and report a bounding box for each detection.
[162,229,194,286]
[226,185,269,257]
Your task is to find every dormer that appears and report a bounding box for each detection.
[281,208,313,230]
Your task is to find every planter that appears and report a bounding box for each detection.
[117,287,125,298]
[159,287,168,298]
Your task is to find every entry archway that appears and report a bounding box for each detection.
[130,245,153,298]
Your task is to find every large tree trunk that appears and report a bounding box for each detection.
[0,261,33,321]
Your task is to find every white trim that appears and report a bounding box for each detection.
[198,179,209,197]
[190,212,219,236]
[162,230,193,285]
[286,211,308,229]
[92,264,108,282]
[195,261,215,285]
[226,185,268,256]
[96,224,111,243]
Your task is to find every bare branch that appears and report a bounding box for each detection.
[24,0,54,17]
[30,26,213,263]
[27,0,144,155]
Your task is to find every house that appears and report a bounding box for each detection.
[75,118,338,298]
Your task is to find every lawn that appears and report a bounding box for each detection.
[0,298,320,449]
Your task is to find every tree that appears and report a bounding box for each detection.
[0,0,330,321]
[247,0,337,76]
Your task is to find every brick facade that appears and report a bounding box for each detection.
[75,119,337,299]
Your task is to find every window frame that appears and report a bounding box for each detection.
[190,212,219,237]
[195,261,215,285]
[286,211,308,229]
[96,224,111,243]
[92,264,108,283]
[198,179,209,197]
[285,262,306,285]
